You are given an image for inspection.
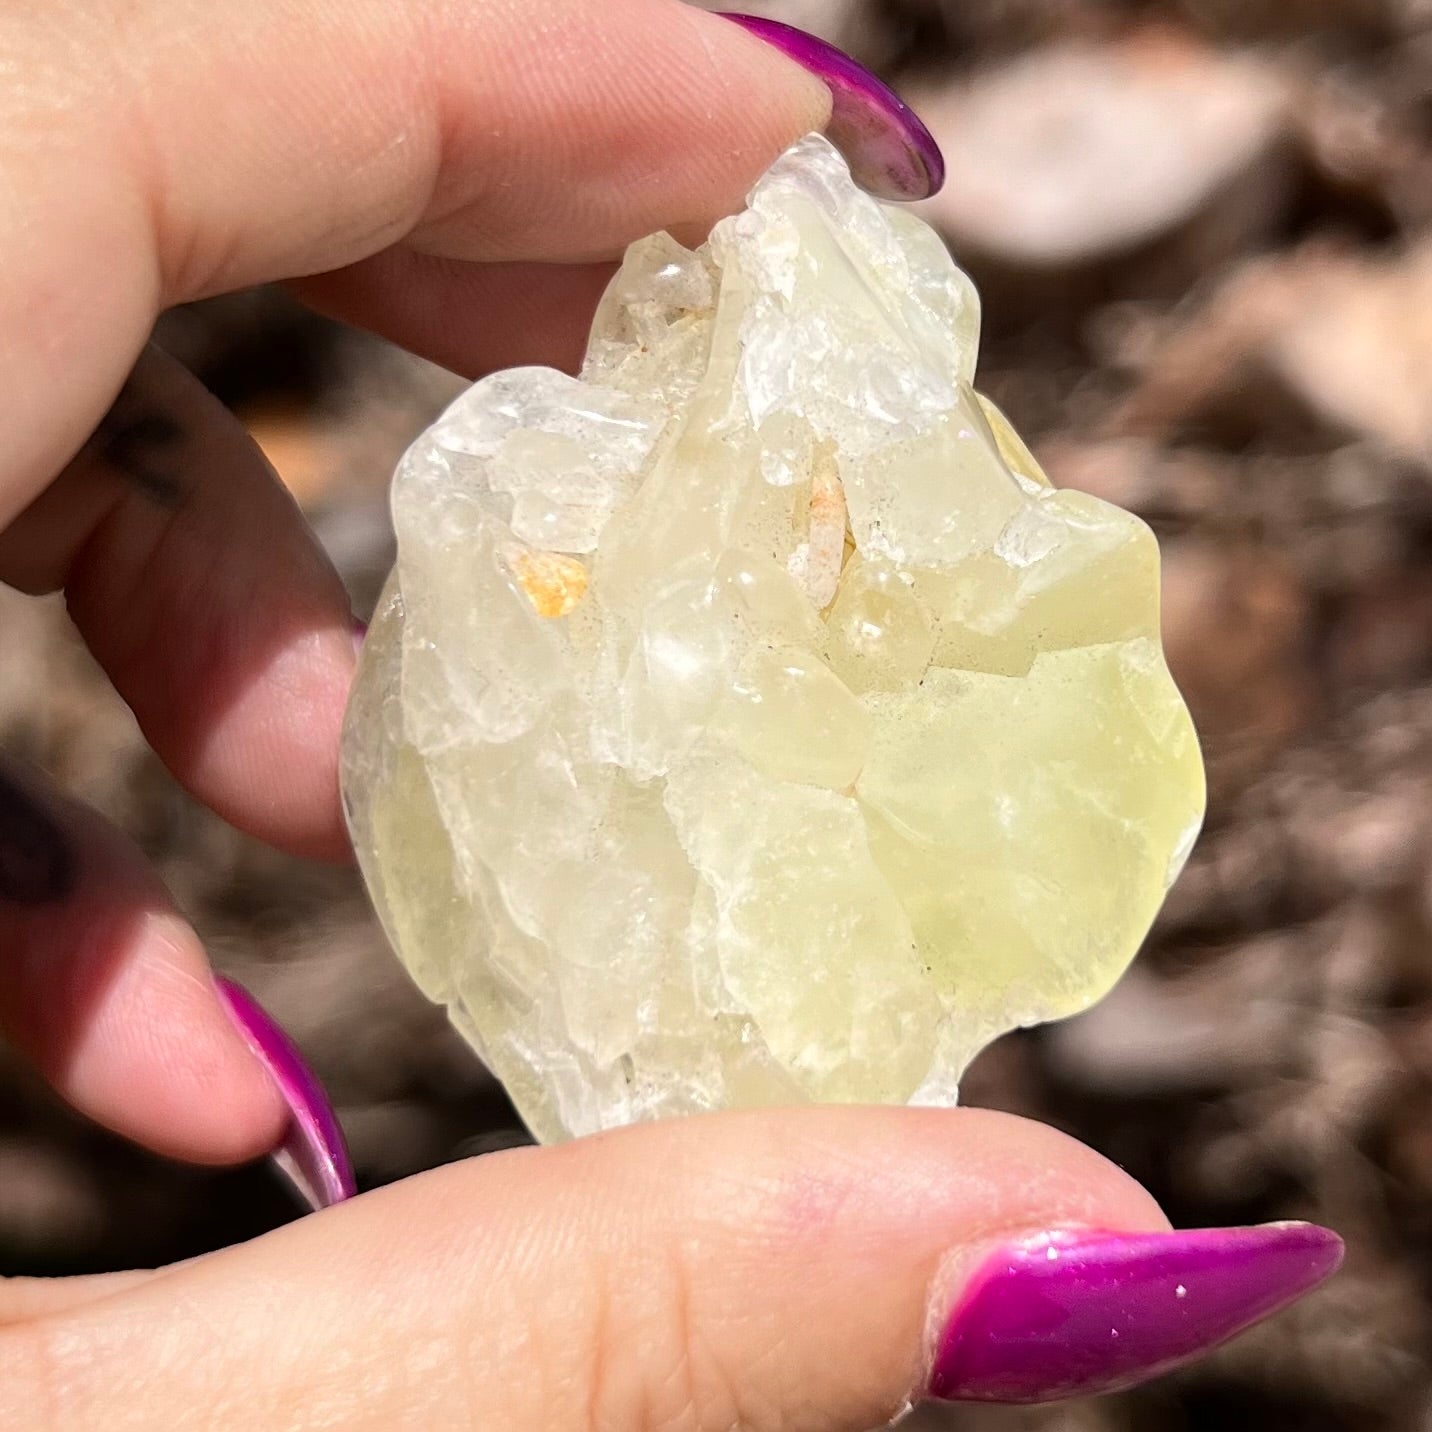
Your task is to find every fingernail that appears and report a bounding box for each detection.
[928,1222,1343,1404]
[717,13,944,201]
[213,976,356,1212]
[352,616,368,657]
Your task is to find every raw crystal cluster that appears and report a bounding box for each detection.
[341,136,1205,1143]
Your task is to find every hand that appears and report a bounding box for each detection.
[0,0,834,1165]
[0,2,1339,1426]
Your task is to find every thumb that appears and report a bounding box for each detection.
[3,1108,1341,1428]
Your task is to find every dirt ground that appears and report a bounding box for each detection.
[3,1,1432,1427]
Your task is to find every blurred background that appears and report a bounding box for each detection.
[3,0,1432,1427]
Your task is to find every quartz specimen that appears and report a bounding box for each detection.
[341,135,1206,1143]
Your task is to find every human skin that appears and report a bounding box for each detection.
[0,2,1339,1426]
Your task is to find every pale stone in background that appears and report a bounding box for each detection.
[913,30,1290,266]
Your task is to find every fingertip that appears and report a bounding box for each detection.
[396,0,840,265]
[94,915,288,1165]
[685,3,834,137]
[116,930,291,1168]
[11,882,289,1167]
[183,617,358,863]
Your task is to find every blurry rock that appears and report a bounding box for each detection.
[1046,958,1293,1093]
[1103,249,1327,446]
[1268,241,1432,466]
[1327,793,1428,891]
[901,1397,1118,1432]
[1042,435,1228,517]
[1331,568,1432,689]
[889,0,1113,55]
[1170,0,1401,41]
[246,403,339,507]
[0,1139,106,1259]
[1295,65,1432,228]
[1043,436,1165,511]
[1111,241,1432,468]
[313,500,397,618]
[1157,808,1295,936]
[913,29,1290,266]
[241,332,463,511]
[316,336,463,497]
[1160,538,1315,782]
[155,290,339,407]
[1209,1254,1426,1418]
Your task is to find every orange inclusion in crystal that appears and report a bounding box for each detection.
[512,551,588,618]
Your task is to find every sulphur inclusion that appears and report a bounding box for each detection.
[341,136,1205,1143]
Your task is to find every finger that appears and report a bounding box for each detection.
[292,254,617,381]
[9,1108,1341,1428]
[0,758,284,1164]
[0,344,356,860]
[0,1273,156,1327]
[132,0,831,287]
[1,0,831,524]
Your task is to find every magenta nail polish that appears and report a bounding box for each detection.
[928,1222,1343,1404]
[717,13,944,201]
[352,616,368,657]
[214,976,356,1212]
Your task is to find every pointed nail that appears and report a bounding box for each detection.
[928,1222,1343,1404]
[214,976,356,1212]
[717,13,944,201]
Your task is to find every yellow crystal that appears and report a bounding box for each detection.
[341,136,1205,1142]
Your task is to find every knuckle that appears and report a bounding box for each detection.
[576,1232,765,1432]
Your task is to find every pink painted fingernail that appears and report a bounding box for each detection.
[352,617,368,656]
[928,1222,1342,1404]
[717,13,944,201]
[214,976,356,1212]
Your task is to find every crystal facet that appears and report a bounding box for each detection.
[341,136,1205,1143]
